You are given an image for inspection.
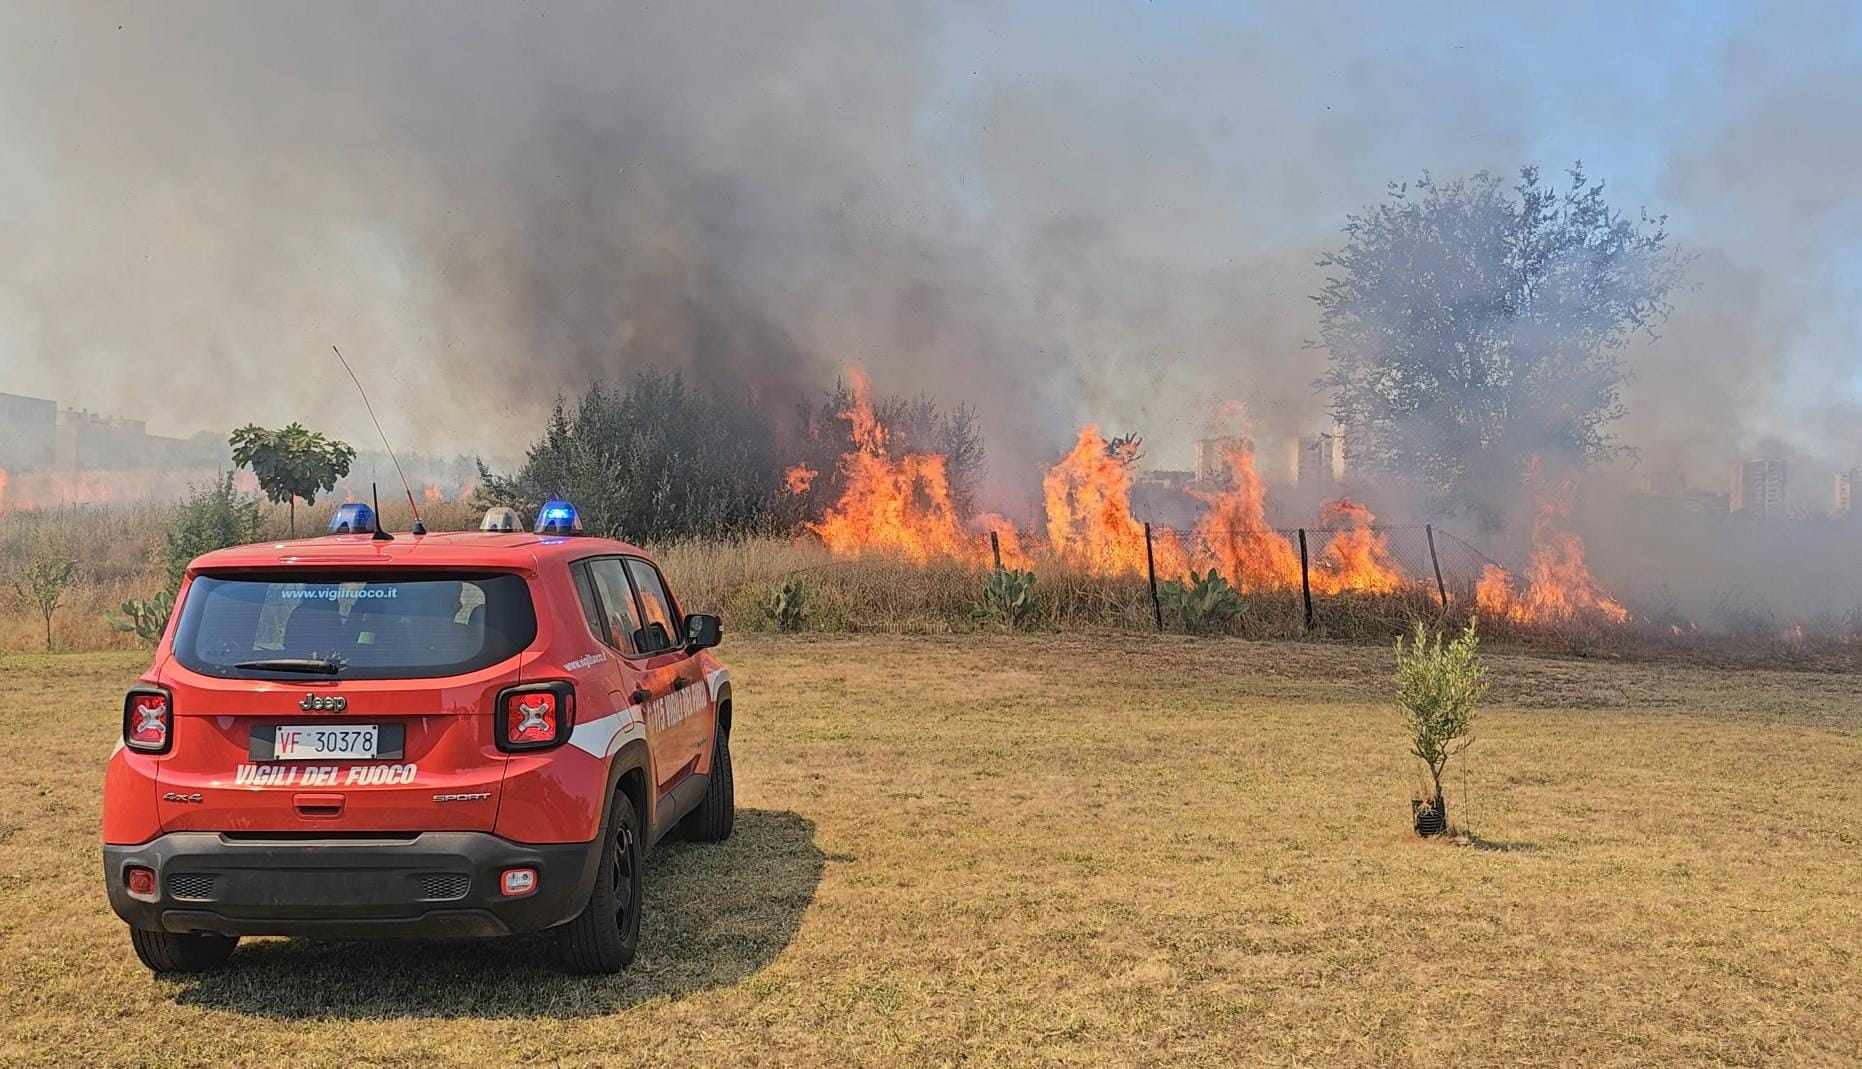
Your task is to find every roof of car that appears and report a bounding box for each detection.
[187,530,651,573]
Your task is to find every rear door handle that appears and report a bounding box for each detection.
[294,793,345,819]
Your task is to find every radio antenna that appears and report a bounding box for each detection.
[331,345,426,535]
[370,482,391,542]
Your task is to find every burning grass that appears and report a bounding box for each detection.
[0,425,1851,663]
[789,396,1626,634]
[3,636,1860,1066]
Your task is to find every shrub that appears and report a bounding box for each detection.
[1159,569,1245,633]
[109,589,176,647]
[765,580,809,632]
[477,371,791,543]
[1394,619,1490,807]
[166,472,263,588]
[974,568,1037,629]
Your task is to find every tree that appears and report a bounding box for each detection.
[229,423,356,536]
[1394,620,1490,809]
[12,544,76,651]
[477,369,787,543]
[1315,164,1682,530]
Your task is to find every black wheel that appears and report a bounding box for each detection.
[129,928,237,973]
[681,728,734,844]
[554,789,643,974]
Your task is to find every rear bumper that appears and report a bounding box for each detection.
[103,831,602,938]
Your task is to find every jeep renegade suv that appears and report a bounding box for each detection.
[102,501,732,974]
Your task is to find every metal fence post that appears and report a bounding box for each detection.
[1425,523,1448,611]
[989,530,1003,571]
[1297,527,1315,633]
[1144,522,1163,631]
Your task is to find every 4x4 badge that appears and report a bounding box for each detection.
[299,694,348,712]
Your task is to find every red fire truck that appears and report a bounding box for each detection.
[101,500,732,974]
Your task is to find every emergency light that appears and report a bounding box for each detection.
[329,502,379,534]
[534,499,584,535]
[480,506,522,532]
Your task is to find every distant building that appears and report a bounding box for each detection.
[1297,431,1346,488]
[55,409,153,470]
[0,392,57,471]
[1195,436,1252,486]
[1,390,225,474]
[1678,489,1731,515]
[1730,458,1788,518]
[1135,469,1194,494]
[1838,469,1858,517]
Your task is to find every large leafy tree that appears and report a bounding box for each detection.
[229,423,357,536]
[477,369,788,543]
[1315,164,1681,529]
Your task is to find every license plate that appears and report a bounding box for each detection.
[271,724,380,761]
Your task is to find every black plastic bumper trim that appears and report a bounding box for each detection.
[103,830,601,938]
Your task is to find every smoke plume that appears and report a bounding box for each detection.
[1,2,1857,527]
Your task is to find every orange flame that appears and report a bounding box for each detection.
[0,467,260,512]
[806,368,984,564]
[973,512,1031,569]
[1476,473,1628,627]
[422,484,444,504]
[1044,426,1187,576]
[784,465,818,495]
[1189,443,1301,591]
[1309,498,1406,595]
[779,372,1622,629]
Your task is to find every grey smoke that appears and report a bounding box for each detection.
[0,2,1856,522]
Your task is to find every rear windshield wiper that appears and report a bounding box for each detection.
[233,657,344,675]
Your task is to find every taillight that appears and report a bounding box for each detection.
[122,687,172,754]
[508,692,557,743]
[496,682,574,752]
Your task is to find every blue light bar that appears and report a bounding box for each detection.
[534,498,584,535]
[329,502,378,534]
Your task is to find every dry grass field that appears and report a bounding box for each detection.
[1,633,1858,1067]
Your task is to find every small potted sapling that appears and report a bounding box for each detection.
[1394,619,1489,837]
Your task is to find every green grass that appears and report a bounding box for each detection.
[1,635,1859,1067]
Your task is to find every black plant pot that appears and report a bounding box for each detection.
[1411,796,1447,837]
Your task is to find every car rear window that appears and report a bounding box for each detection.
[172,571,537,680]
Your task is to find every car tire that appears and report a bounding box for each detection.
[554,789,642,974]
[681,728,734,843]
[129,928,237,973]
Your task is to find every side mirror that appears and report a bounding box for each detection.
[683,613,723,651]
